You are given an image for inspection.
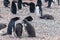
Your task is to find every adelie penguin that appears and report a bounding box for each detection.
[29,2,35,13]
[7,17,20,35]
[11,1,17,14]
[18,0,22,9]
[2,17,20,35]
[40,14,54,20]
[23,19,36,37]
[15,23,23,38]
[3,0,10,7]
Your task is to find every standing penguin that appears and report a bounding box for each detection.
[15,23,23,38]
[11,1,17,14]
[47,0,53,8]
[18,0,22,9]
[3,0,10,7]
[29,2,35,13]
[36,0,43,17]
[23,19,36,37]
[2,17,20,35]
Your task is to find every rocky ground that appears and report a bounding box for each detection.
[0,0,60,40]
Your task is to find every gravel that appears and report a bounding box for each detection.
[0,0,60,40]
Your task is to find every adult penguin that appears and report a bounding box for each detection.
[36,0,43,17]
[2,17,20,35]
[15,23,23,38]
[11,1,17,14]
[29,2,35,13]
[18,0,22,9]
[47,0,53,8]
[3,0,10,7]
[40,14,54,20]
[23,19,36,37]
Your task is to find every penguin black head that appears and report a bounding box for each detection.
[24,16,33,22]
[12,1,15,4]
[11,17,20,21]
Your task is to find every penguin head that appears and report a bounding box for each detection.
[24,16,33,22]
[22,16,33,24]
[12,1,15,5]
[11,17,20,21]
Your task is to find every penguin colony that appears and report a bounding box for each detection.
[2,0,54,38]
